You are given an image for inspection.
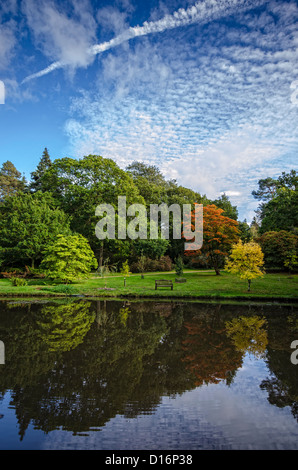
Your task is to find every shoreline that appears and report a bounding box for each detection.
[0,291,297,303]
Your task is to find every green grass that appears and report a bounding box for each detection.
[0,270,297,300]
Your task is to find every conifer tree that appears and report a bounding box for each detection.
[0,160,26,200]
[30,147,52,192]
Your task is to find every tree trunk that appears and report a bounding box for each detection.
[248,279,251,291]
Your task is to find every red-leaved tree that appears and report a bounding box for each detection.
[183,204,240,275]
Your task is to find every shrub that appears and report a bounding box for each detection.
[130,255,173,273]
[11,277,28,286]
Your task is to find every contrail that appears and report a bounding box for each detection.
[22,0,262,84]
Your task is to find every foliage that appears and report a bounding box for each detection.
[40,234,98,283]
[184,204,239,275]
[258,230,298,271]
[252,170,298,233]
[39,154,144,267]
[211,193,238,220]
[36,301,94,352]
[225,316,268,359]
[0,160,26,200]
[225,240,264,291]
[130,255,173,273]
[0,191,71,268]
[11,277,28,286]
[174,256,184,277]
[120,260,130,276]
[30,147,52,192]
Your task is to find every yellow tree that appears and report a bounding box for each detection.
[225,240,264,291]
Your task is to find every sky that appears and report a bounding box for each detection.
[0,0,297,222]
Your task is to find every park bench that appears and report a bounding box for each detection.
[155,279,173,290]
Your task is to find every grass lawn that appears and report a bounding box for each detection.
[0,270,297,300]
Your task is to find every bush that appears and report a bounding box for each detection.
[258,231,298,271]
[131,255,173,273]
[11,277,28,286]
[42,284,79,295]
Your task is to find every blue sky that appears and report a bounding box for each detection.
[0,0,297,222]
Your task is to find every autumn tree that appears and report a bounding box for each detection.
[225,240,265,291]
[184,204,239,275]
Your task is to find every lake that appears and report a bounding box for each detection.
[0,298,297,450]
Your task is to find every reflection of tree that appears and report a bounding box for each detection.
[225,316,268,359]
[6,301,169,438]
[260,313,298,421]
[1,300,297,440]
[36,301,94,352]
[181,312,243,387]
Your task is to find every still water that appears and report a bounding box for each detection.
[0,298,297,450]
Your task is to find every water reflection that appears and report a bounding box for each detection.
[0,299,297,447]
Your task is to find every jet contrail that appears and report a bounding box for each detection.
[22,0,262,84]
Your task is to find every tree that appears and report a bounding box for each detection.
[258,187,298,233]
[40,234,98,283]
[252,170,298,233]
[0,160,26,201]
[175,255,184,277]
[0,192,71,268]
[225,240,265,291]
[39,155,144,268]
[238,219,252,243]
[30,148,52,192]
[258,230,298,271]
[212,193,238,220]
[184,204,239,275]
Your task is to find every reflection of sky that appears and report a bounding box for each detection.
[1,354,297,450]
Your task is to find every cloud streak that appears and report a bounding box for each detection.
[22,0,264,83]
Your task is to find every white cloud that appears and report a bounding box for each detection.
[22,0,267,82]
[62,0,298,222]
[22,0,97,74]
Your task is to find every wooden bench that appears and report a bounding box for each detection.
[155,279,173,290]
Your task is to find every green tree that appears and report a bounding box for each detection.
[252,170,298,233]
[225,240,265,291]
[0,160,26,201]
[39,155,144,268]
[175,255,184,277]
[258,230,298,271]
[0,192,71,268]
[36,301,94,353]
[30,148,52,192]
[40,233,98,283]
[212,193,238,220]
[259,187,298,233]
